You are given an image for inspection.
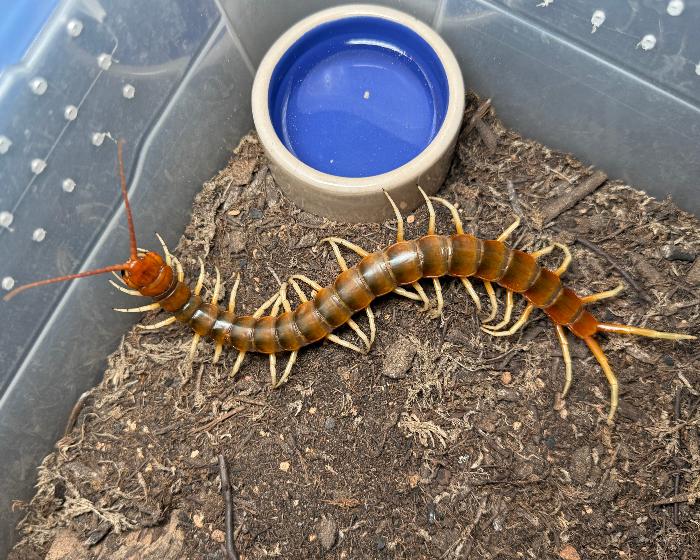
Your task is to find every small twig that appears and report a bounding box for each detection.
[540,169,608,226]
[218,454,240,560]
[650,491,700,507]
[191,406,245,434]
[673,388,683,525]
[64,390,92,437]
[464,98,492,134]
[506,180,524,218]
[475,120,498,153]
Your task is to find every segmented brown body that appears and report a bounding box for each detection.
[144,233,598,353]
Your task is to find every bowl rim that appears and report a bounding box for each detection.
[251,4,465,198]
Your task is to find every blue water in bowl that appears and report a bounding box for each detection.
[268,16,450,178]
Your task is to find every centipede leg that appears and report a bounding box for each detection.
[268,289,285,386]
[228,273,241,312]
[430,278,444,319]
[211,267,224,363]
[481,303,535,337]
[194,258,206,296]
[580,283,624,304]
[384,190,405,242]
[482,281,498,323]
[172,257,184,282]
[429,196,464,234]
[460,278,482,312]
[114,302,160,313]
[596,323,696,341]
[155,233,173,266]
[231,351,246,377]
[496,216,521,243]
[555,324,573,399]
[484,290,514,331]
[273,283,300,387]
[137,316,177,331]
[417,187,436,235]
[109,279,142,296]
[583,336,619,423]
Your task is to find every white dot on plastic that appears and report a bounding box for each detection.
[64,105,78,121]
[0,211,14,228]
[31,159,47,174]
[30,77,48,95]
[62,178,76,193]
[122,84,135,99]
[591,10,606,33]
[2,277,15,291]
[0,135,11,154]
[363,90,370,100]
[638,34,657,51]
[667,0,684,16]
[32,228,47,242]
[66,18,83,37]
[97,53,112,70]
[91,132,105,146]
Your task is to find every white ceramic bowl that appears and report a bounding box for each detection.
[252,4,464,223]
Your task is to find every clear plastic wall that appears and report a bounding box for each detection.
[1,0,698,552]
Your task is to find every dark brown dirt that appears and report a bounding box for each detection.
[10,94,700,560]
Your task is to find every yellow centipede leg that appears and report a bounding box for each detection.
[137,316,177,331]
[496,216,521,242]
[231,351,246,377]
[555,324,573,399]
[583,336,618,424]
[429,196,464,234]
[189,333,201,360]
[228,273,241,313]
[155,233,173,266]
[481,303,535,337]
[113,302,160,313]
[172,257,184,282]
[461,278,482,312]
[194,258,206,296]
[484,290,514,331]
[596,323,696,341]
[482,281,498,323]
[273,283,299,388]
[581,284,624,304]
[109,279,142,296]
[417,187,436,235]
[384,190,405,242]
[430,278,444,319]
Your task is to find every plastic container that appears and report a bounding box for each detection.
[1,0,698,553]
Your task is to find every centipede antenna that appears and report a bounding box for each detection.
[596,323,696,341]
[3,263,129,302]
[117,140,138,261]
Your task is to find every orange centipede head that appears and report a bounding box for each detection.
[121,252,165,290]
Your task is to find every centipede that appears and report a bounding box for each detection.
[4,141,696,423]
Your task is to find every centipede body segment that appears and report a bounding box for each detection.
[4,142,695,424]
